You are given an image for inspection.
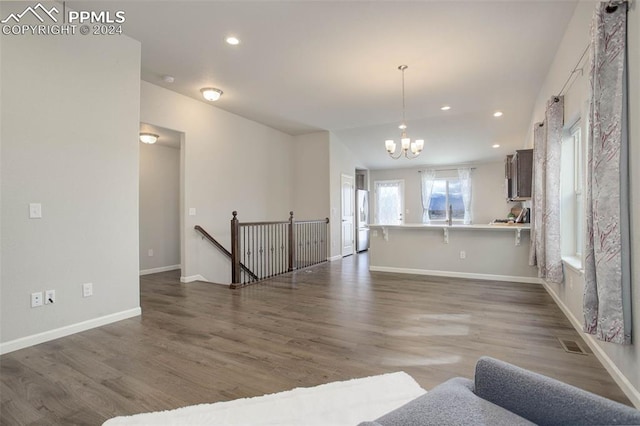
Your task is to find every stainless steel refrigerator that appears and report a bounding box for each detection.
[356,190,370,252]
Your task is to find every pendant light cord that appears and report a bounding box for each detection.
[400,65,407,126]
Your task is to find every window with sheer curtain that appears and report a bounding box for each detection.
[374,180,404,225]
[427,179,465,222]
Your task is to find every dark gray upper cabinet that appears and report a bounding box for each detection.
[508,149,533,201]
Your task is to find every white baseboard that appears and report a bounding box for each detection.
[140,265,181,276]
[180,274,208,283]
[0,307,141,355]
[540,281,640,408]
[180,275,228,286]
[328,255,343,262]
[368,265,542,284]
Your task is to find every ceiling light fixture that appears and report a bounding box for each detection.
[385,65,424,160]
[201,87,223,102]
[139,133,159,144]
[225,36,240,45]
[492,144,500,148]
[493,111,503,117]
[440,105,451,111]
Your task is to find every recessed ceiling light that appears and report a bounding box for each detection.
[201,87,223,102]
[162,75,175,84]
[492,144,500,148]
[440,105,451,111]
[493,111,503,117]
[225,36,240,45]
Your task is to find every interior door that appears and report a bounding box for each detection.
[341,174,355,257]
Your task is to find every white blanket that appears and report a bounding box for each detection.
[104,371,426,426]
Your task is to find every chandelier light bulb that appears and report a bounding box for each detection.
[401,137,411,150]
[385,140,396,153]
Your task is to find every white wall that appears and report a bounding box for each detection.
[0,31,142,350]
[369,161,511,225]
[140,82,295,284]
[527,1,640,406]
[139,143,180,273]
[292,132,330,219]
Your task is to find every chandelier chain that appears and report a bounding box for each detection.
[401,66,406,126]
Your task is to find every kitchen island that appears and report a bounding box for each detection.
[368,223,538,283]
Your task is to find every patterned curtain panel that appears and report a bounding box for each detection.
[543,96,564,284]
[457,168,472,225]
[583,2,631,344]
[420,169,436,223]
[529,98,564,283]
[529,123,545,268]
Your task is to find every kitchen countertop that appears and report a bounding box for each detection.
[368,223,530,230]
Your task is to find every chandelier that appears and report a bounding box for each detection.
[385,65,424,159]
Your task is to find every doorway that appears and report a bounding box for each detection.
[138,123,184,275]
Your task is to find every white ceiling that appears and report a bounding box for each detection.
[70,1,577,169]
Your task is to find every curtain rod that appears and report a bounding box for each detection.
[556,0,630,97]
[557,44,589,97]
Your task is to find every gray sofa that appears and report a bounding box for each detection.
[360,357,640,425]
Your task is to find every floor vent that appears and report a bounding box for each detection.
[558,338,587,355]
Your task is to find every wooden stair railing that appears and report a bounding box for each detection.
[194,225,259,282]
[231,211,329,288]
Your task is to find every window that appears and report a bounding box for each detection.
[374,180,404,225]
[561,120,585,266]
[428,179,465,222]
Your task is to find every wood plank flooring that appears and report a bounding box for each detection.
[0,253,631,424]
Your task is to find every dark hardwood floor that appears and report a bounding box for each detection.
[0,253,631,424]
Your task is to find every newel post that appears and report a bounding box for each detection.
[288,211,295,272]
[231,211,241,284]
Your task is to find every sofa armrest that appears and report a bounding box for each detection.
[474,356,640,425]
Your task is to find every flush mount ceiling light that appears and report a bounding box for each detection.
[201,87,223,102]
[385,65,424,160]
[440,105,451,111]
[139,133,159,144]
[225,36,240,45]
[493,111,503,117]
[492,144,500,148]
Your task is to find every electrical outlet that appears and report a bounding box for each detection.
[148,249,154,257]
[31,292,43,307]
[82,283,93,298]
[45,289,56,304]
[460,251,466,259]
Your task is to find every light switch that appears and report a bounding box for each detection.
[29,203,42,219]
[188,208,196,216]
